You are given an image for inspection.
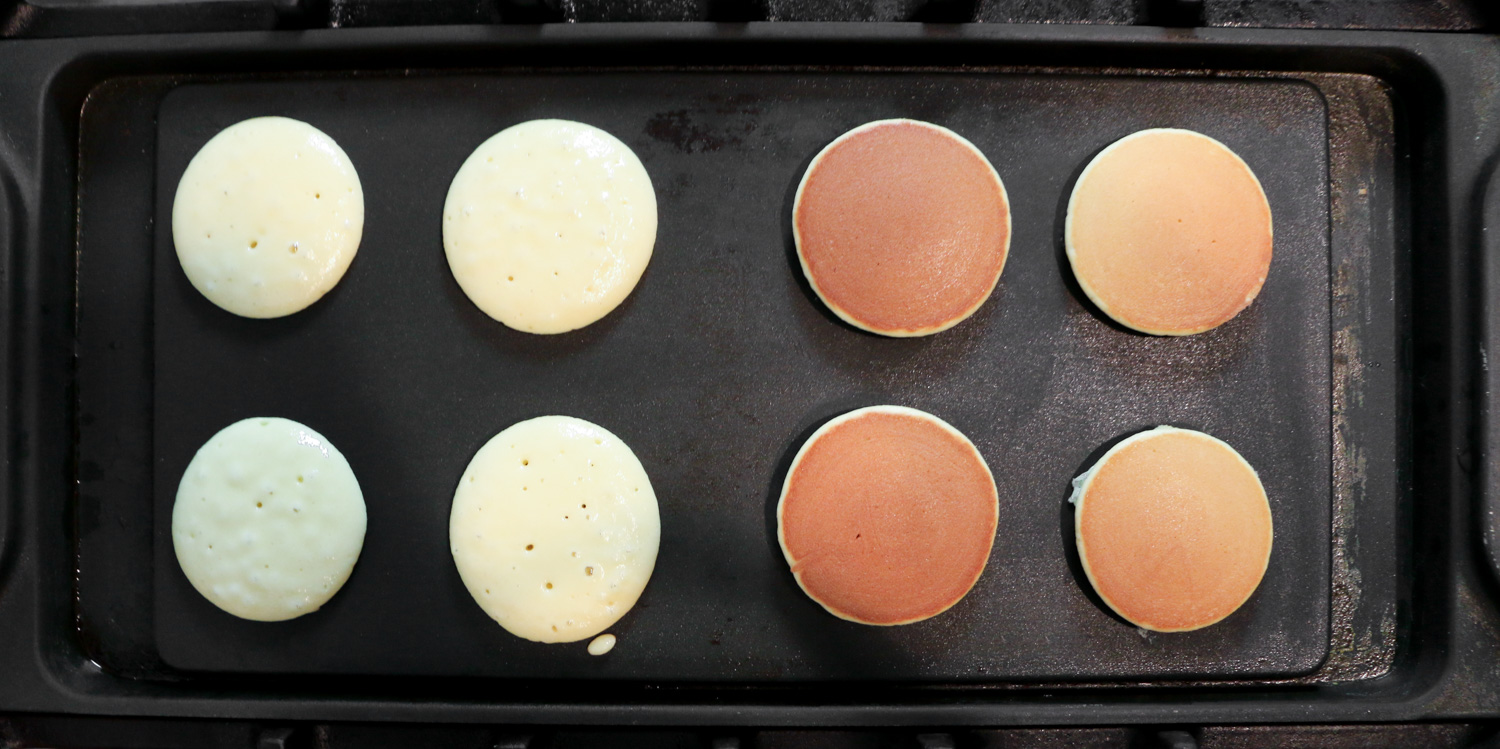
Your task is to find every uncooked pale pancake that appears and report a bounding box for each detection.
[1065,128,1273,336]
[172,417,367,621]
[1071,426,1273,632]
[444,120,657,334]
[450,416,660,643]
[793,119,1011,337]
[172,116,364,318]
[777,405,998,625]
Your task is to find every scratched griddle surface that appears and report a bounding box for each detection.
[151,73,1330,680]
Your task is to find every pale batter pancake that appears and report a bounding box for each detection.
[1071,426,1273,632]
[793,119,1011,337]
[450,415,660,643]
[172,417,367,621]
[172,116,364,318]
[444,120,657,334]
[1065,128,1273,335]
[777,405,998,625]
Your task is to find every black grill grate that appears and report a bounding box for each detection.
[2,0,1497,37]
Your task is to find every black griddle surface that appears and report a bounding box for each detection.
[151,72,1331,681]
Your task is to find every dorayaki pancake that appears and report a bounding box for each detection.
[777,406,998,625]
[443,120,657,335]
[172,417,367,622]
[450,416,660,644]
[1065,128,1272,336]
[792,119,1011,337]
[1071,426,1273,632]
[172,117,364,319]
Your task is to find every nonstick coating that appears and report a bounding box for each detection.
[151,72,1330,680]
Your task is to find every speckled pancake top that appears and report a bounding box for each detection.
[794,120,1011,337]
[778,406,999,625]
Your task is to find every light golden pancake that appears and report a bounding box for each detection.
[1065,128,1272,335]
[777,406,998,625]
[1071,426,1273,632]
[793,119,1011,337]
[450,416,660,643]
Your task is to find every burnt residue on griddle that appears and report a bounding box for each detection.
[645,96,763,154]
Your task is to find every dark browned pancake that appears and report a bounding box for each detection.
[793,120,1011,337]
[777,406,998,625]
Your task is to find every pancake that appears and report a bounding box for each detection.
[776,405,998,625]
[172,417,367,621]
[792,119,1011,337]
[1065,128,1273,336]
[443,120,657,334]
[1071,426,1273,632]
[450,415,660,643]
[172,116,364,318]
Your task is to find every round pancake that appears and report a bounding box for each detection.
[1071,426,1273,632]
[777,405,998,625]
[1065,128,1273,336]
[172,417,367,621]
[450,416,660,643]
[443,120,657,334]
[792,119,1011,337]
[172,116,364,318]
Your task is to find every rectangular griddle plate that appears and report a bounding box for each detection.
[150,72,1331,681]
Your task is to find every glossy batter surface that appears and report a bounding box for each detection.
[1066,128,1272,335]
[777,406,998,625]
[1071,426,1273,632]
[444,120,657,334]
[450,416,660,643]
[172,417,367,621]
[172,116,364,318]
[793,120,1011,337]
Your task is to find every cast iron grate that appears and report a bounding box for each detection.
[1,0,1497,36]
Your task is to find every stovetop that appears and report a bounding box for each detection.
[2,1,1499,747]
[1,0,1495,36]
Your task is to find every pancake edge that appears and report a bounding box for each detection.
[776,404,1000,626]
[1063,127,1274,336]
[1069,425,1274,632]
[792,119,1012,338]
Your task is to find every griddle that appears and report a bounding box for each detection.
[0,18,1490,735]
[150,72,1330,681]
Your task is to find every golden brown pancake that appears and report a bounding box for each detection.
[1065,128,1273,336]
[777,406,998,625]
[1072,426,1273,632]
[793,119,1011,337]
